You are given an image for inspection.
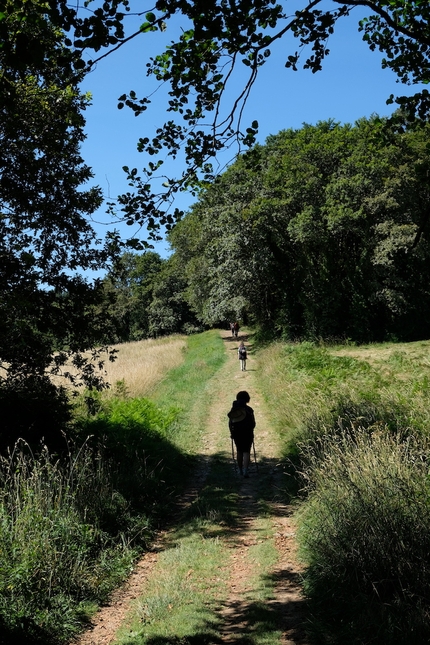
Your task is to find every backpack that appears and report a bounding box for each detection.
[228,405,247,423]
[239,346,247,358]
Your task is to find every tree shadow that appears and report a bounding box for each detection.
[120,450,309,645]
[119,577,308,645]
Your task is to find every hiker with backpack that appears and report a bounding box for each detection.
[227,390,256,478]
[238,341,247,371]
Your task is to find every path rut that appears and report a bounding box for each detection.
[74,330,308,645]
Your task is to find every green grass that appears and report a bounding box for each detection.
[151,329,227,454]
[5,331,430,644]
[0,445,138,644]
[115,532,227,644]
[0,331,227,644]
[298,428,430,644]
[254,337,430,644]
[114,443,285,645]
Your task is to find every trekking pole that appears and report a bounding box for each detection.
[231,437,237,473]
[252,440,259,472]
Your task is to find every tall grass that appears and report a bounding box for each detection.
[0,443,138,643]
[0,331,227,644]
[254,338,430,643]
[51,335,187,399]
[298,429,430,644]
[0,336,187,643]
[100,336,187,398]
[0,410,178,644]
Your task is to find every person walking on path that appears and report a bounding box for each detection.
[227,391,255,478]
[238,341,247,371]
[233,321,239,338]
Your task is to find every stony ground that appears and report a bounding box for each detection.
[74,330,308,645]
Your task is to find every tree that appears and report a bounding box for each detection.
[2,0,430,445]
[102,251,164,341]
[169,119,430,342]
[148,255,203,336]
[0,1,118,449]
[84,0,430,233]
[8,1,428,236]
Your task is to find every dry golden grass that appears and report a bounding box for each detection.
[53,335,187,399]
[102,335,188,398]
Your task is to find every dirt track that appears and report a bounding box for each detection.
[74,330,308,645]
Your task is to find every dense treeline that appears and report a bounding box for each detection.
[101,251,203,342]
[166,117,430,342]
[93,117,430,346]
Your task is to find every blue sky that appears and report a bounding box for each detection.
[80,5,424,258]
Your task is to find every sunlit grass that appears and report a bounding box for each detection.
[52,335,187,398]
[102,335,187,398]
[116,533,227,644]
[298,427,430,644]
[254,336,430,644]
[114,436,284,645]
[0,444,140,644]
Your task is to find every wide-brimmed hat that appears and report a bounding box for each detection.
[228,407,246,422]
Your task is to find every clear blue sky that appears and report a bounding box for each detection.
[80,5,424,258]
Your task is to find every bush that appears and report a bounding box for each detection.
[0,375,72,454]
[76,397,190,514]
[0,444,138,644]
[0,397,185,643]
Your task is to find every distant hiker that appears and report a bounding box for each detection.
[233,321,240,338]
[227,390,255,478]
[238,341,247,371]
[230,322,235,336]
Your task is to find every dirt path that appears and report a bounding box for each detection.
[74,330,307,645]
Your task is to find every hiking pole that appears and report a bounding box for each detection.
[231,437,237,473]
[252,440,259,472]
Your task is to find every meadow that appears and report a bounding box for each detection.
[1,332,430,644]
[0,331,225,644]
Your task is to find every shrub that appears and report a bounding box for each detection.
[0,375,72,454]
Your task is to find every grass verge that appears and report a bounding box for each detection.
[254,338,430,644]
[114,447,283,645]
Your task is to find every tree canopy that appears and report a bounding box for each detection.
[169,118,430,341]
[5,1,429,235]
[0,0,118,449]
[55,0,430,233]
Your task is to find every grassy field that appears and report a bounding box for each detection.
[255,338,430,644]
[2,332,430,644]
[52,335,188,399]
[0,331,226,645]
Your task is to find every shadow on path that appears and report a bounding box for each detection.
[122,449,308,645]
